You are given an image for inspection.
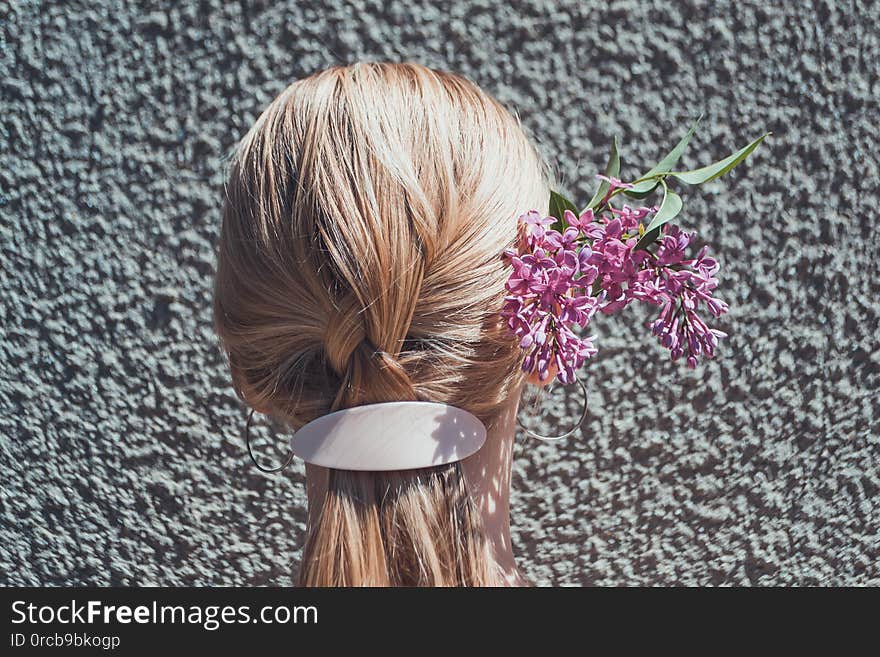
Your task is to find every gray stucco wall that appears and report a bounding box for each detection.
[1,0,877,586]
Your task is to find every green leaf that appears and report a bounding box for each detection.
[669,132,770,185]
[634,185,683,251]
[585,136,620,211]
[620,182,660,200]
[624,115,703,197]
[548,190,578,232]
[548,190,578,220]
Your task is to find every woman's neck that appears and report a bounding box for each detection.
[460,392,525,586]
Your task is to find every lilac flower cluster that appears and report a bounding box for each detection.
[502,175,730,383]
[633,226,729,369]
[501,210,604,384]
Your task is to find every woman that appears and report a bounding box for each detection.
[213,62,552,586]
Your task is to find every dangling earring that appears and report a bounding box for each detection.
[516,376,589,441]
[244,408,295,473]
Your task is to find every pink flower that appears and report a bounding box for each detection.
[563,208,597,233]
[630,228,729,366]
[503,187,729,384]
[596,174,634,191]
[501,212,606,383]
[611,204,658,231]
[520,210,555,240]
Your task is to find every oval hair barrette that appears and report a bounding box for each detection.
[244,401,487,472]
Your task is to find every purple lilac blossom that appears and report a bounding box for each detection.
[501,210,604,383]
[502,194,729,384]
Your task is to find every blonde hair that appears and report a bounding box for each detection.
[213,62,550,586]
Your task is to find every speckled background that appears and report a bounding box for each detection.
[1,0,878,586]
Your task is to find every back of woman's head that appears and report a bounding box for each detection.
[213,62,550,585]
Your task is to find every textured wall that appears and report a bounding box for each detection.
[1,0,878,586]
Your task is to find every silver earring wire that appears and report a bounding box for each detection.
[516,376,589,442]
[244,408,295,473]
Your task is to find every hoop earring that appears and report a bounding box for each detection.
[516,376,589,442]
[244,408,295,473]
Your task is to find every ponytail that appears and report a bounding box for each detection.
[298,465,502,586]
